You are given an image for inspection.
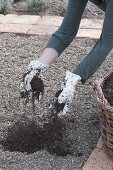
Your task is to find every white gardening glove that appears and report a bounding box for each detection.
[50,70,81,117]
[20,60,49,103]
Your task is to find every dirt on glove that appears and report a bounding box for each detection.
[30,75,44,99]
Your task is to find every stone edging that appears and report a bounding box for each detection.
[0,14,103,39]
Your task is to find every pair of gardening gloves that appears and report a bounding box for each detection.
[20,60,81,117]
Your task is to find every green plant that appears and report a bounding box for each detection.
[26,0,48,13]
[0,0,13,14]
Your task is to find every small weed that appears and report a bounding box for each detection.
[0,0,13,14]
[26,0,48,13]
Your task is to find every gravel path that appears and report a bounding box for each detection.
[0,33,113,170]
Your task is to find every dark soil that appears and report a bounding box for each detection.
[102,73,113,106]
[31,75,44,97]
[50,89,65,115]
[1,116,73,156]
[20,74,44,107]
[31,75,44,101]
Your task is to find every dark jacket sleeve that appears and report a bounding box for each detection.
[46,0,88,56]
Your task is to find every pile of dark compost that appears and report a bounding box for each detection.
[1,116,72,156]
[102,73,113,106]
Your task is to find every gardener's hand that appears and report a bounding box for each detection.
[50,71,81,117]
[20,60,49,103]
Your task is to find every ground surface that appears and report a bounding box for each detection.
[0,32,113,170]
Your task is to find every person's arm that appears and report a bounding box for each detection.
[20,0,88,103]
[38,0,88,65]
[45,0,88,56]
[52,0,113,116]
[38,48,59,65]
[20,47,59,103]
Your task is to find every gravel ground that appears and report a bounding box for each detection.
[0,33,113,170]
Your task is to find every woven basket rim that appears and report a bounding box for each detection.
[94,70,113,113]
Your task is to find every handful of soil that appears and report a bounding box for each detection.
[30,75,44,101]
[51,89,65,114]
[20,74,44,106]
[102,73,113,106]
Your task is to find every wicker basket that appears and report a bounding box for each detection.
[94,71,113,159]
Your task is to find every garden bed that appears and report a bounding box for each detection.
[0,32,113,169]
